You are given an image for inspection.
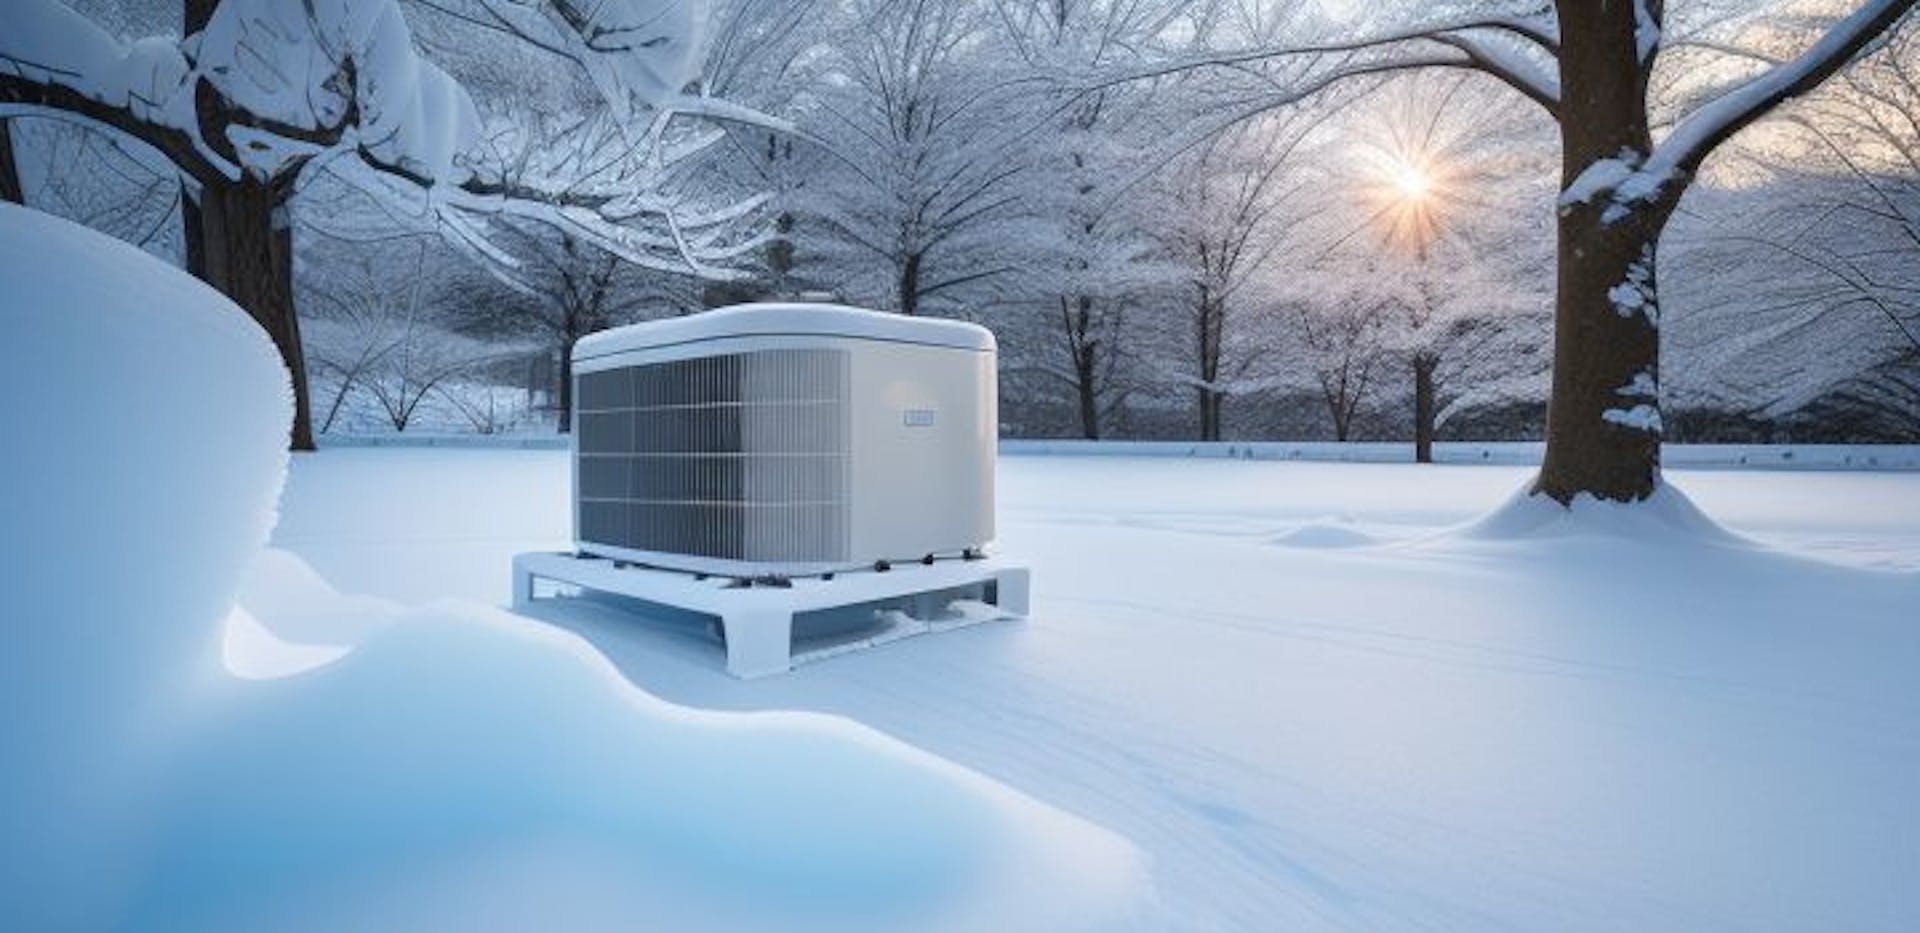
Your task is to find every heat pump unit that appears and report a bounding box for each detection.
[568,303,997,578]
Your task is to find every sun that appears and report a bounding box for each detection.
[1391,163,1431,201]
[1353,126,1457,253]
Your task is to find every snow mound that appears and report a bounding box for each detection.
[151,599,1150,931]
[232,547,402,645]
[0,201,293,925]
[1457,479,1748,546]
[0,203,1146,930]
[222,548,403,679]
[1271,521,1377,549]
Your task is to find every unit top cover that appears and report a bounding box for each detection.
[574,303,995,362]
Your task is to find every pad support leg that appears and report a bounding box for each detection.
[723,607,795,679]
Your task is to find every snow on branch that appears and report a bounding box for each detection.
[1422,31,1561,116]
[0,2,224,180]
[0,0,774,279]
[1634,0,1664,65]
[1559,148,1677,225]
[1054,8,1562,120]
[462,0,794,139]
[1647,0,1918,179]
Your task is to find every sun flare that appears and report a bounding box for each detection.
[1392,163,1430,201]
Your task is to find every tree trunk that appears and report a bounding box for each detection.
[1066,297,1101,440]
[769,210,795,290]
[0,119,22,204]
[319,369,355,435]
[556,334,577,434]
[1326,387,1352,442]
[1413,352,1436,464]
[1535,1,1669,503]
[1074,355,1100,440]
[1197,287,1223,441]
[899,251,922,316]
[1537,208,1666,502]
[180,0,319,450]
[184,177,316,451]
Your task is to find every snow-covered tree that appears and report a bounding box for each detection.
[1151,107,1330,440]
[1,116,182,262]
[1,0,767,449]
[1340,74,1555,460]
[1091,0,1918,500]
[679,0,834,298]
[987,0,1186,439]
[488,219,698,431]
[795,0,1028,317]
[1294,269,1395,441]
[1769,23,1920,361]
[301,239,524,433]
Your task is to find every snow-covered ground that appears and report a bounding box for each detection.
[1,204,1143,931]
[9,179,1916,931]
[275,450,1920,931]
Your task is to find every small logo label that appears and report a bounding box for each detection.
[903,409,938,427]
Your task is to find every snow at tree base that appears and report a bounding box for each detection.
[0,204,1149,931]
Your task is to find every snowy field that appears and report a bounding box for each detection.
[5,206,1145,931]
[275,450,1920,931]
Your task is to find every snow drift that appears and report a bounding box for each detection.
[0,203,1147,930]
[0,199,294,929]
[1458,480,1748,545]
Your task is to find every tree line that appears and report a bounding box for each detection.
[4,0,1916,505]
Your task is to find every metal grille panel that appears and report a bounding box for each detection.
[576,349,850,564]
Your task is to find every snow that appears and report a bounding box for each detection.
[1559,149,1674,225]
[575,302,996,361]
[196,0,482,183]
[1606,281,1645,310]
[1459,479,1739,544]
[0,204,1146,931]
[270,449,1920,930]
[1645,0,1916,179]
[1634,0,1662,64]
[0,201,293,926]
[5,0,756,280]
[1615,369,1659,399]
[1270,520,1377,548]
[1432,30,1562,109]
[0,1,178,116]
[1608,247,1659,328]
[1559,150,1640,209]
[1602,403,1665,434]
[2,0,483,185]
[472,0,710,125]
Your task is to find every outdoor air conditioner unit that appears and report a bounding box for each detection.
[514,302,1028,678]
[568,303,997,577]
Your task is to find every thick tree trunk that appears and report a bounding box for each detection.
[1536,2,1669,503]
[185,177,316,451]
[180,0,321,450]
[0,120,22,204]
[1537,207,1666,501]
[1413,352,1436,464]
